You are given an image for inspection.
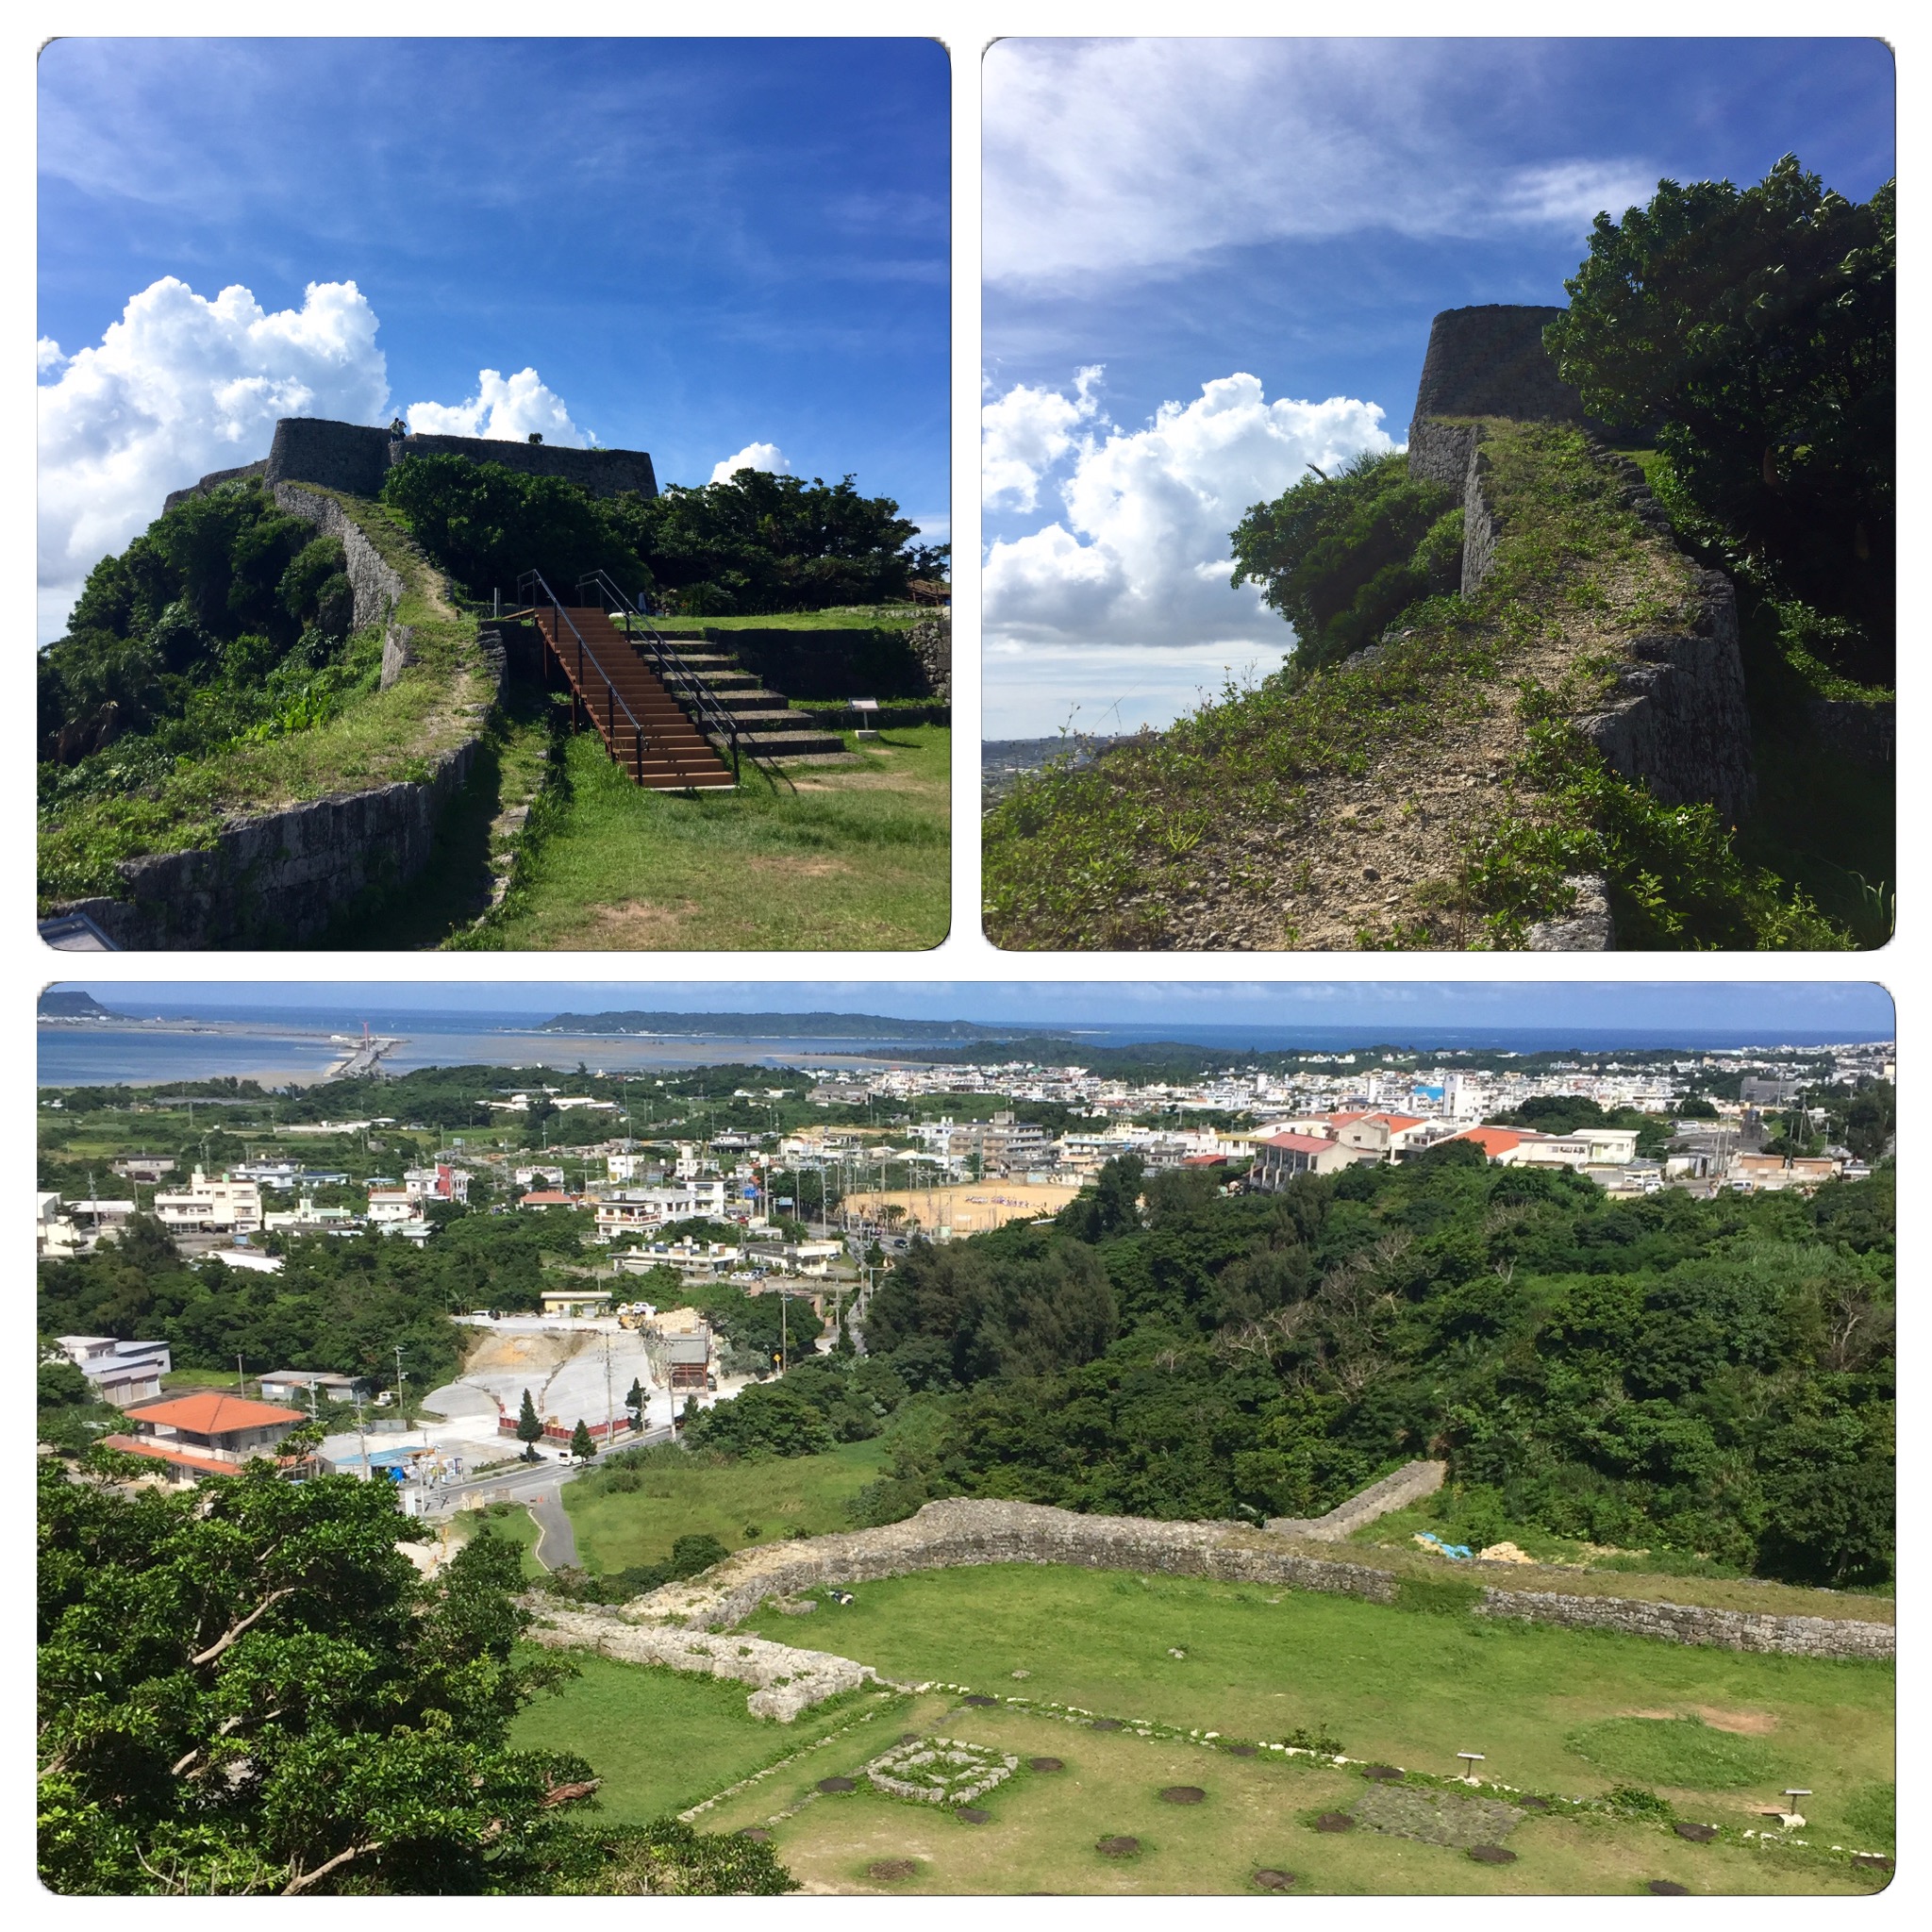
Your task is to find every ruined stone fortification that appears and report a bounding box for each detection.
[51,490,502,949]
[53,734,487,949]
[521,1600,882,1721]
[164,415,658,513]
[1407,307,1757,831]
[619,1495,1890,1662]
[1265,1457,1444,1538]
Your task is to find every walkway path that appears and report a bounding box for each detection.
[527,1487,579,1570]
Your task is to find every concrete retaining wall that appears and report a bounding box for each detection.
[630,1497,1891,1662]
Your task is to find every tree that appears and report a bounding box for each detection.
[516,1388,543,1460]
[625,1378,645,1432]
[1230,451,1462,673]
[1545,156,1894,667]
[37,1452,595,1894]
[569,1419,595,1463]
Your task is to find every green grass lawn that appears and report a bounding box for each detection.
[450,1504,548,1581]
[691,606,931,632]
[734,1565,1892,1842]
[565,1439,892,1574]
[464,724,949,950]
[508,1649,897,1824]
[696,1694,1883,1895]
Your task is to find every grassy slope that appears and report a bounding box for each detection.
[700,1695,1881,1895]
[39,491,491,907]
[508,1650,894,1824]
[466,724,950,951]
[450,1505,547,1581]
[732,1565,1891,1844]
[563,1438,893,1574]
[982,422,1840,952]
[692,606,932,633]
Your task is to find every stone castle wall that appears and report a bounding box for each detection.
[1408,304,1586,436]
[627,1496,1890,1662]
[164,415,658,516]
[1266,1457,1444,1539]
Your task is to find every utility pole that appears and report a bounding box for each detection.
[393,1343,407,1420]
[603,1332,613,1454]
[237,1353,245,1394]
[356,1391,370,1481]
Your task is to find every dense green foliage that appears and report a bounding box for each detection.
[379,455,941,617]
[34,1211,582,1387]
[38,480,374,792]
[38,1457,795,1893]
[682,1355,912,1458]
[858,1156,1893,1586]
[1230,450,1461,672]
[38,1457,594,1893]
[1547,157,1893,677]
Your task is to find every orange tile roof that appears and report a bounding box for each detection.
[1368,1112,1426,1130]
[1452,1127,1524,1158]
[1260,1132,1337,1154]
[520,1191,578,1206]
[121,1391,307,1433]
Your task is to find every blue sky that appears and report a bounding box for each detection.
[37,37,949,638]
[980,37,1895,737]
[47,982,1896,1043]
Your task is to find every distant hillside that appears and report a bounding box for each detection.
[540,1009,1055,1042]
[37,990,123,1020]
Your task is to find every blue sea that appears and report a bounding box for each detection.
[36,998,1890,1090]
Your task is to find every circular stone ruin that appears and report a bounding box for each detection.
[817,1776,858,1794]
[869,1859,919,1882]
[1673,1823,1717,1843]
[956,1807,991,1824]
[1029,1757,1065,1773]
[1253,1869,1295,1891]
[1159,1786,1206,1806]
[1090,1719,1124,1732]
[739,1828,772,1842]
[1226,1743,1258,1758]
[1314,1812,1356,1833]
[1096,1836,1141,1858]
[865,1737,1019,1808]
[1647,1880,1690,1895]
[1362,1765,1404,1782]
[1468,1844,1518,1865]
[963,1693,1000,1707]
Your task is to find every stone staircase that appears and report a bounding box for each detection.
[648,626,855,763]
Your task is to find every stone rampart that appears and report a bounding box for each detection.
[161,416,660,524]
[162,458,270,514]
[270,482,408,631]
[1474,1588,1895,1660]
[1409,305,1586,435]
[51,739,484,950]
[1266,1457,1444,1539]
[522,1600,878,1721]
[1806,696,1894,767]
[1575,562,1756,824]
[626,1496,1890,1662]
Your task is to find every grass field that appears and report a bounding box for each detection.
[692,1694,1884,1895]
[691,605,931,632]
[466,724,949,951]
[733,1565,1893,1844]
[452,1504,547,1581]
[563,1438,893,1574]
[507,1650,896,1824]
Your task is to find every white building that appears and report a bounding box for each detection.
[154,1170,262,1236]
[55,1336,173,1407]
[595,1179,728,1240]
[403,1163,470,1205]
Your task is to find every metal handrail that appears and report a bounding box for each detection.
[515,569,715,792]
[576,569,791,791]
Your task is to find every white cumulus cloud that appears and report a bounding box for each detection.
[982,363,1103,510]
[37,276,389,638]
[406,367,587,447]
[36,275,598,642]
[710,441,792,485]
[984,368,1394,654]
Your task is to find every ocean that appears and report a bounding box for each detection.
[35,1000,1890,1089]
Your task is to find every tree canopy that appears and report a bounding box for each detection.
[858,1153,1893,1585]
[1545,156,1894,669]
[39,481,361,773]
[1229,451,1462,673]
[378,456,941,617]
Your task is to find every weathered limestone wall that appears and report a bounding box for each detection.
[52,739,484,949]
[628,1497,1891,1662]
[1266,1457,1444,1539]
[1807,696,1894,767]
[522,1600,878,1721]
[270,482,408,631]
[1409,305,1586,431]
